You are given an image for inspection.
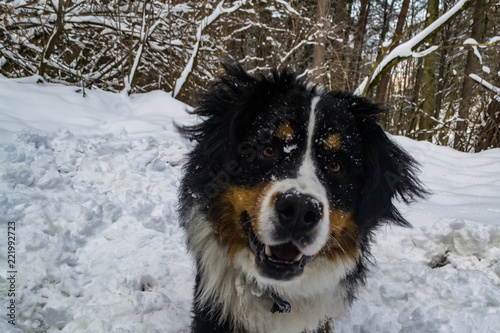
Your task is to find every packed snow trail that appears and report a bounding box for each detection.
[0,76,499,332]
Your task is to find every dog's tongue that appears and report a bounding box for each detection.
[270,243,301,261]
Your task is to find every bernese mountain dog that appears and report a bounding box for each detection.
[178,61,426,333]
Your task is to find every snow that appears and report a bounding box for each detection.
[472,45,483,64]
[469,74,500,95]
[336,137,500,332]
[0,76,193,333]
[275,0,300,16]
[1,76,500,333]
[412,45,439,58]
[463,38,478,45]
[382,41,392,48]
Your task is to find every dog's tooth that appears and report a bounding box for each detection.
[265,245,272,257]
[293,253,303,262]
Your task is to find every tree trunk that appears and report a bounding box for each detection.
[38,0,66,77]
[375,0,410,105]
[329,0,350,90]
[474,68,500,151]
[347,0,370,91]
[454,0,487,150]
[311,0,331,85]
[408,58,423,139]
[342,0,354,45]
[419,0,439,142]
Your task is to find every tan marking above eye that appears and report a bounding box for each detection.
[276,123,294,142]
[324,133,342,152]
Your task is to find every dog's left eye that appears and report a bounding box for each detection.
[261,146,276,158]
[329,161,342,174]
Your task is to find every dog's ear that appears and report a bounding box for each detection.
[352,100,427,229]
[215,60,300,144]
[176,60,253,140]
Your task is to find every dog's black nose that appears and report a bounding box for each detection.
[275,191,323,232]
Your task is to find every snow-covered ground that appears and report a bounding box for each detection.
[0,76,499,333]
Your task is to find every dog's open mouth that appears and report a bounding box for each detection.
[247,224,312,281]
[265,243,303,263]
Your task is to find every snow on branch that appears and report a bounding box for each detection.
[275,0,303,18]
[123,2,173,94]
[469,74,500,96]
[355,0,474,96]
[123,2,149,94]
[280,38,311,65]
[172,0,248,98]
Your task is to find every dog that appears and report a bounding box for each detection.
[178,62,426,333]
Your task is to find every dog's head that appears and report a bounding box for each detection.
[179,62,426,284]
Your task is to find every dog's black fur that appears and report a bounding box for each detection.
[178,62,426,333]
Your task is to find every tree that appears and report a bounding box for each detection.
[454,0,487,150]
[311,0,330,85]
[374,0,410,105]
[474,73,500,151]
[2,0,499,150]
[347,0,370,91]
[419,0,439,142]
[172,0,249,98]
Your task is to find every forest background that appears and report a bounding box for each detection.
[1,0,499,152]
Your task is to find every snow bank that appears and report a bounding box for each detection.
[0,76,191,143]
[1,77,499,332]
[0,77,193,332]
[336,138,500,332]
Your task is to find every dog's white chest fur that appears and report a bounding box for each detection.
[229,269,349,333]
[189,211,355,333]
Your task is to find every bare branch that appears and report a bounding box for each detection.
[355,0,477,96]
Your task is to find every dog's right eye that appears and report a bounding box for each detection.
[261,146,276,159]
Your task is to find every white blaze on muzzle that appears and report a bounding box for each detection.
[257,96,330,256]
